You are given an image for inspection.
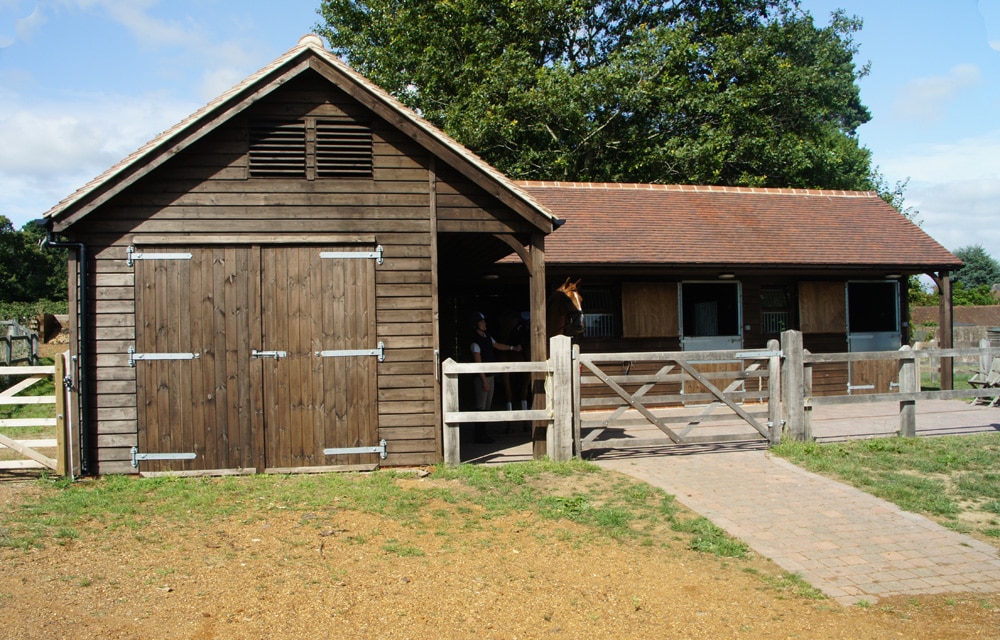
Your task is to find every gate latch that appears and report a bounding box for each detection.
[251,349,288,360]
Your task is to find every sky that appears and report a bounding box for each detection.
[1,0,998,263]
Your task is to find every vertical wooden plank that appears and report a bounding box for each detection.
[767,339,781,445]
[899,347,917,437]
[347,255,363,466]
[442,361,460,465]
[233,247,252,469]
[938,273,954,391]
[572,343,581,458]
[175,250,192,471]
[212,247,230,469]
[247,245,264,472]
[331,250,349,461]
[549,335,572,462]
[309,248,325,466]
[188,248,207,469]
[199,248,219,470]
[530,231,547,460]
[55,352,67,476]
[429,161,443,460]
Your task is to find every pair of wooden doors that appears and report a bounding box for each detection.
[131,245,379,474]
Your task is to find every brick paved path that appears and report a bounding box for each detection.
[595,445,1000,605]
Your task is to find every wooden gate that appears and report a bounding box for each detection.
[575,343,781,455]
[132,245,380,475]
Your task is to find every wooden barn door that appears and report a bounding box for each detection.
[259,247,379,472]
[134,247,260,473]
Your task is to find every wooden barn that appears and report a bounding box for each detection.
[44,36,962,476]
[43,35,558,476]
[489,182,962,396]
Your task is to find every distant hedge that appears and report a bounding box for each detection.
[0,300,69,327]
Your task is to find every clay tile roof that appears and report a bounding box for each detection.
[518,181,961,269]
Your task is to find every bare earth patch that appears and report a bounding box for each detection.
[1,473,998,639]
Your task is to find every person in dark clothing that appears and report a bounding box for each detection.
[469,311,521,443]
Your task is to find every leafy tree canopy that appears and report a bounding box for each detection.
[0,216,67,305]
[952,245,1000,289]
[318,0,873,189]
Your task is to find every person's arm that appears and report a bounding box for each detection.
[472,344,489,390]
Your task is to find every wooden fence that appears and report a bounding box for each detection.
[782,330,1000,442]
[0,352,70,475]
[1,320,39,366]
[441,335,574,465]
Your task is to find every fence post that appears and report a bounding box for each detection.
[55,353,68,476]
[441,359,461,466]
[548,335,573,462]
[781,330,805,441]
[898,346,917,437]
[767,338,781,445]
[572,343,581,458]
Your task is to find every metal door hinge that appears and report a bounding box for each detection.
[315,341,385,362]
[319,245,383,265]
[126,246,193,266]
[324,440,387,460]
[128,346,200,367]
[131,447,197,467]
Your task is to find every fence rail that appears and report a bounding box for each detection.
[0,354,70,474]
[784,331,1000,441]
[440,335,574,465]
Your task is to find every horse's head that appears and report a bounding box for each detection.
[552,278,585,337]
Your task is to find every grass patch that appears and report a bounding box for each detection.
[773,433,1000,543]
[0,460,749,566]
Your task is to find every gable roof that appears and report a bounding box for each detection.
[44,34,557,233]
[518,181,962,271]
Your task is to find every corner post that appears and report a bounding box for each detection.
[781,330,805,441]
[898,346,917,437]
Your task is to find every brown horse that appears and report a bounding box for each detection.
[547,278,585,338]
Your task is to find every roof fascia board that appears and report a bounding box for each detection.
[306,58,554,234]
[51,59,312,232]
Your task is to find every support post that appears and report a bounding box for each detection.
[781,330,805,441]
[441,359,461,466]
[767,338,781,445]
[529,231,548,459]
[898,346,917,437]
[55,353,68,477]
[548,335,573,462]
[934,271,954,391]
[572,343,581,457]
[803,353,813,441]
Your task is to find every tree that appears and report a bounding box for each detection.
[317,0,874,189]
[0,216,67,304]
[951,245,1000,289]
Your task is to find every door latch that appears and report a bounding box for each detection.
[251,349,287,360]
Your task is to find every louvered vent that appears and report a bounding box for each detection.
[316,120,373,177]
[249,121,306,177]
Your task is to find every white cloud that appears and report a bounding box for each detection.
[882,130,1000,258]
[0,90,196,225]
[0,3,45,47]
[891,64,982,124]
[981,0,1000,50]
[55,0,259,100]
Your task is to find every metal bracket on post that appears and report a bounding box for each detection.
[319,245,383,265]
[315,341,385,362]
[130,447,197,468]
[126,245,193,267]
[323,439,388,460]
[128,346,200,367]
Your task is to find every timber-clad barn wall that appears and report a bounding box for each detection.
[58,67,544,475]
